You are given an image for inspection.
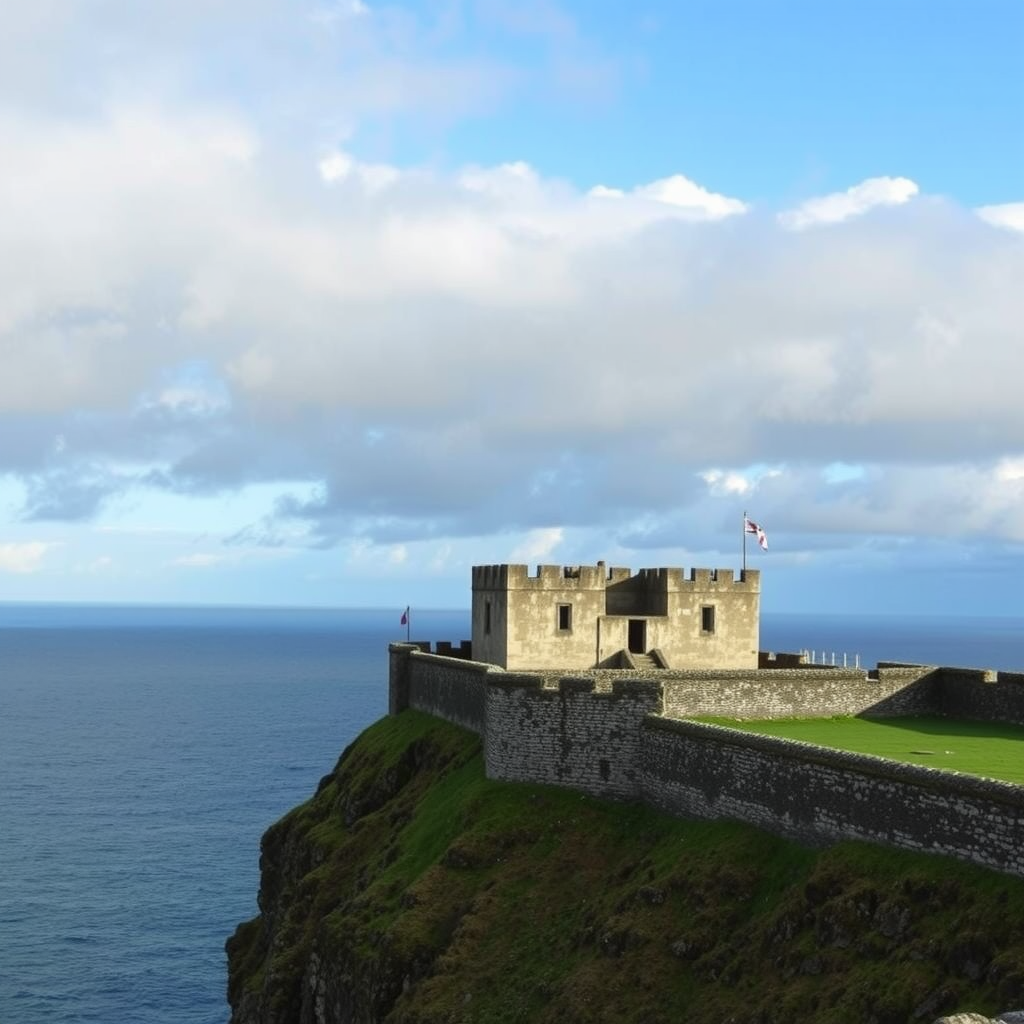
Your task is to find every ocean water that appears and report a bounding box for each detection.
[0,606,468,1024]
[0,605,1021,1024]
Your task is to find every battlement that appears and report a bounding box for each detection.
[473,562,609,590]
[487,673,664,700]
[472,562,760,593]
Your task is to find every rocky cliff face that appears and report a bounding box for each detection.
[227,711,1024,1024]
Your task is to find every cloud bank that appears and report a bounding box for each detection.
[2,105,1021,563]
[0,0,1021,601]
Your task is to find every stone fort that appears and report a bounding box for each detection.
[471,561,760,671]
[390,561,1024,879]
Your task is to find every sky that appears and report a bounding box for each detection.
[0,0,1022,615]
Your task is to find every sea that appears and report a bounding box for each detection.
[1,604,1022,1024]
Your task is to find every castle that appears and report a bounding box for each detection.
[470,562,759,671]
[390,562,1024,880]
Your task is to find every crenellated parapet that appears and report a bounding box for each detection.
[486,672,663,701]
[670,567,760,590]
[473,563,610,590]
[472,563,761,592]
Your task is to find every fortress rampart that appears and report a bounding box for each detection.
[390,643,1024,879]
[661,664,940,719]
[642,717,1024,878]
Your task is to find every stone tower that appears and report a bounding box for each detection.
[471,562,760,671]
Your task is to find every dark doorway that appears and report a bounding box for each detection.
[628,619,646,654]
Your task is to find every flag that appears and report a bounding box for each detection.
[400,606,409,626]
[744,517,768,551]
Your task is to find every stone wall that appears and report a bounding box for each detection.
[661,665,938,720]
[660,569,761,670]
[934,668,1024,726]
[484,676,662,800]
[388,645,1024,878]
[641,717,1024,878]
[399,647,496,735]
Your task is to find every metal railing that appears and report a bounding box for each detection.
[802,649,861,669]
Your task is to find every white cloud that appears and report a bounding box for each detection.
[701,470,752,497]
[589,173,748,221]
[635,174,749,219]
[511,527,564,562]
[318,149,400,192]
[996,457,1024,483]
[779,176,919,230]
[0,542,55,574]
[976,202,1024,233]
[459,160,540,199]
[0,90,1021,564]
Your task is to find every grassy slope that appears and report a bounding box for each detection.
[699,716,1024,784]
[227,711,1024,1024]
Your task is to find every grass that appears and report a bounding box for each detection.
[228,711,1024,1024]
[697,715,1024,785]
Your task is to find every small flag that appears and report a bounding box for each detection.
[400,606,409,626]
[744,517,768,551]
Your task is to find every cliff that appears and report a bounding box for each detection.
[226,711,1024,1024]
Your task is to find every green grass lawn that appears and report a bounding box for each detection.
[698,715,1024,785]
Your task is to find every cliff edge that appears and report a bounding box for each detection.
[226,710,1024,1024]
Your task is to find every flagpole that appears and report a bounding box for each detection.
[742,510,747,575]
[406,607,411,643]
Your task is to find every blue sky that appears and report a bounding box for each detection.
[0,0,1022,614]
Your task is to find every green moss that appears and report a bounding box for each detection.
[227,712,1024,1024]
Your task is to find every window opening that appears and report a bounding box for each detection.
[701,605,716,634]
[557,604,572,631]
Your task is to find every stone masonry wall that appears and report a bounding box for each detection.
[389,647,1024,878]
[641,717,1024,878]
[935,668,1024,726]
[661,665,938,720]
[484,677,663,800]
[402,648,496,735]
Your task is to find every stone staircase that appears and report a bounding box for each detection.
[631,652,658,670]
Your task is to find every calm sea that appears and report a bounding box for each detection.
[1,605,1021,1024]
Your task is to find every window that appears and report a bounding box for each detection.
[701,605,716,634]
[557,603,572,631]
[484,600,492,635]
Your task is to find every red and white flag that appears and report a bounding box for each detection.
[400,606,409,626]
[744,517,768,551]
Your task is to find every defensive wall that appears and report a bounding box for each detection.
[389,642,1024,879]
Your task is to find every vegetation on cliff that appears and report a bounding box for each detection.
[227,711,1024,1024]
